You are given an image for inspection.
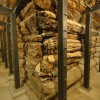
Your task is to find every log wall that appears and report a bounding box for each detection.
[0,0,100,100]
[16,0,100,100]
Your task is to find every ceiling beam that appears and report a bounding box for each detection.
[0,21,10,25]
[0,6,13,15]
[89,4,100,12]
[0,30,4,32]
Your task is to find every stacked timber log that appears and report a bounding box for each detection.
[93,31,100,71]
[16,25,26,84]
[78,29,100,79]
[0,14,8,30]
[0,0,18,8]
[16,0,100,100]
[16,0,83,100]
[0,0,100,100]
[0,0,99,100]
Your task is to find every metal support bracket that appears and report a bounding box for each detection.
[0,21,10,25]
[0,6,13,15]
[84,12,91,89]
[0,6,20,89]
[10,13,20,89]
[1,31,5,62]
[2,31,8,68]
[58,0,67,100]
[6,24,13,74]
[84,4,100,89]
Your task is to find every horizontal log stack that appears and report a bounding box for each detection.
[0,0,100,100]
[93,32,100,72]
[0,0,18,8]
[16,0,83,100]
[16,0,100,100]
[16,24,27,84]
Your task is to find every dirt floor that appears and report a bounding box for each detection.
[68,72,100,100]
[0,57,100,100]
[0,58,29,100]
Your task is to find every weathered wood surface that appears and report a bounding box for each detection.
[12,0,100,100]
[37,11,57,30]
[43,37,81,54]
[19,13,37,35]
[34,0,52,10]
[0,0,18,8]
[20,1,36,19]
